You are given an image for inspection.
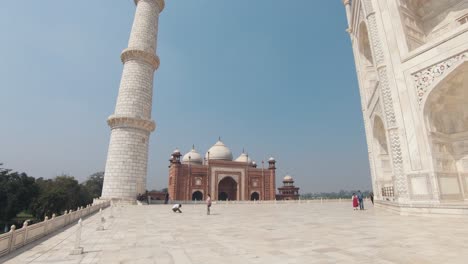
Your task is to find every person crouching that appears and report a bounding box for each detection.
[172,203,182,213]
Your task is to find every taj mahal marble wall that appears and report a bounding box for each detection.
[344,0,468,210]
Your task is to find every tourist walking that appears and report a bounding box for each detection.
[357,190,364,210]
[206,194,212,215]
[352,193,359,210]
[370,192,374,205]
[172,203,182,213]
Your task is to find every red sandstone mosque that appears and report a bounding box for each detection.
[168,140,278,201]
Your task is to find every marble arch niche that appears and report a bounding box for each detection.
[424,61,468,200]
[358,22,378,101]
[372,115,393,198]
[397,0,468,51]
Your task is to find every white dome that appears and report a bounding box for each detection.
[269,157,276,162]
[205,140,233,161]
[173,148,180,154]
[182,146,203,165]
[235,152,252,164]
[283,175,293,182]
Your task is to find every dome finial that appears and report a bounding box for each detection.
[242,147,245,153]
[192,144,195,150]
[218,136,221,141]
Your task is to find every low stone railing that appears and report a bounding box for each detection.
[150,198,365,205]
[0,201,110,258]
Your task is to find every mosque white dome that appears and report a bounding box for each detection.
[235,152,253,164]
[173,148,180,154]
[205,140,233,161]
[283,175,293,182]
[182,146,203,165]
[269,157,276,162]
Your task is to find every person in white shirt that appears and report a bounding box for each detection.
[172,204,182,213]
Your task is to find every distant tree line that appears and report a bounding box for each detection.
[300,190,372,199]
[0,164,103,232]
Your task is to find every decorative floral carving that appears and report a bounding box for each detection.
[378,68,396,128]
[413,52,467,105]
[195,177,202,186]
[362,0,374,15]
[367,14,385,66]
[389,129,407,196]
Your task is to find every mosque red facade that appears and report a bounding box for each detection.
[168,140,277,201]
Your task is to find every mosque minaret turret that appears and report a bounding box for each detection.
[101,0,165,201]
[268,157,277,200]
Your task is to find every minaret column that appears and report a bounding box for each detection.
[342,0,352,28]
[268,159,276,200]
[101,0,165,201]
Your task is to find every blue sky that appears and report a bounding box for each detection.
[0,0,370,193]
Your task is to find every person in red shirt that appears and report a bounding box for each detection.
[352,193,359,210]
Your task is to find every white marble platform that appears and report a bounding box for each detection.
[2,202,467,264]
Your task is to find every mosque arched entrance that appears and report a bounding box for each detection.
[250,192,259,201]
[218,177,237,200]
[192,191,203,201]
[218,192,228,201]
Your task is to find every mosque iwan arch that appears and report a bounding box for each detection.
[343,0,468,215]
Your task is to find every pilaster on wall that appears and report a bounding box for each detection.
[269,169,276,201]
[362,0,409,201]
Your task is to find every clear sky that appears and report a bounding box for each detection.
[0,0,371,193]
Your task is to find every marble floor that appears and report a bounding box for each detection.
[2,202,468,264]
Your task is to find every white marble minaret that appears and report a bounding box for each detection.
[101,0,164,201]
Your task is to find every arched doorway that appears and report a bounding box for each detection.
[218,177,237,200]
[218,192,228,201]
[372,115,393,199]
[424,62,468,200]
[358,22,377,101]
[250,192,259,201]
[192,191,203,201]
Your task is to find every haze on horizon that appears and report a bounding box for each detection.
[0,0,371,193]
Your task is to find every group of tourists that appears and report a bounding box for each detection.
[352,191,374,210]
[172,194,212,215]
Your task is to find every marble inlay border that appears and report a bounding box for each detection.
[413,52,467,105]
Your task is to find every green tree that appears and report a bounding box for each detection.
[0,164,39,226]
[31,175,91,219]
[83,172,104,199]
